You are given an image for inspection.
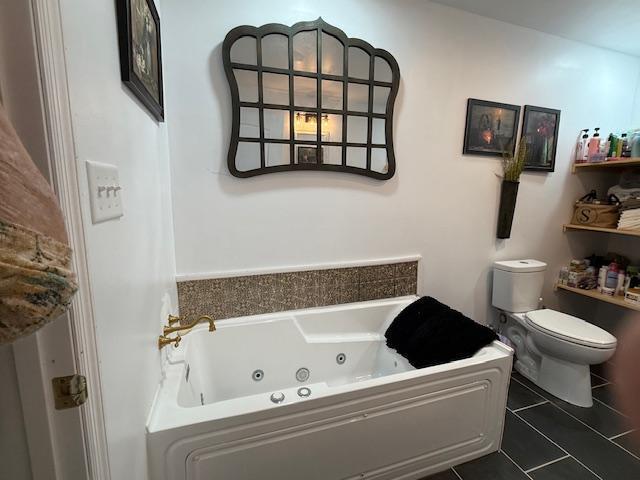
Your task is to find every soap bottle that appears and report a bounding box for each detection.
[575,129,589,162]
[616,133,625,157]
[631,131,640,158]
[621,133,630,157]
[607,134,617,158]
[588,128,601,160]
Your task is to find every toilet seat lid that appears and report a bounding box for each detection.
[525,309,617,349]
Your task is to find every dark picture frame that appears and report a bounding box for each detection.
[116,0,164,121]
[297,146,322,164]
[463,99,521,157]
[521,105,561,172]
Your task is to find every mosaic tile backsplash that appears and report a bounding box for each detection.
[177,261,418,320]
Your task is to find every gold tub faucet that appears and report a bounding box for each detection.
[158,314,216,350]
[163,314,216,336]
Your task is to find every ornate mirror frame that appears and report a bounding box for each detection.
[222,18,400,180]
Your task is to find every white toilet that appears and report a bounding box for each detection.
[492,259,617,407]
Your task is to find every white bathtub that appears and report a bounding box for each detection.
[147,296,513,480]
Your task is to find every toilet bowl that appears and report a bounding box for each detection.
[501,309,616,407]
[492,259,617,407]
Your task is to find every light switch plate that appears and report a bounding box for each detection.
[85,160,124,224]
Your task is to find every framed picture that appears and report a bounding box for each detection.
[116,0,164,121]
[297,146,322,164]
[521,105,561,172]
[463,99,520,157]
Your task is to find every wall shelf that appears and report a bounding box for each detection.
[563,224,640,237]
[556,284,640,312]
[572,157,640,173]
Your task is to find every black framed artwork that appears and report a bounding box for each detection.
[521,105,561,172]
[297,147,322,164]
[463,99,520,157]
[116,0,164,121]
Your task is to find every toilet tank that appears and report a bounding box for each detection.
[492,259,547,313]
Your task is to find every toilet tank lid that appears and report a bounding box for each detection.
[494,259,547,273]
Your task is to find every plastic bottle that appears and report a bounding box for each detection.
[605,262,619,289]
[621,133,630,157]
[588,128,601,160]
[631,132,640,158]
[575,129,589,162]
[616,272,626,296]
[607,134,618,158]
[616,133,624,157]
[598,266,608,292]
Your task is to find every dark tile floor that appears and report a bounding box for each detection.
[422,363,640,480]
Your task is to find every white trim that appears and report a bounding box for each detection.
[30,0,111,479]
[176,255,423,282]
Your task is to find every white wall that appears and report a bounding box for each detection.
[0,345,32,480]
[163,0,640,324]
[58,1,178,478]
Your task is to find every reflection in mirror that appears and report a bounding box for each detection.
[347,116,368,144]
[293,31,317,72]
[265,143,290,166]
[348,47,369,79]
[234,69,259,103]
[325,114,342,142]
[371,148,389,174]
[373,86,390,114]
[295,145,321,164]
[239,107,260,138]
[262,73,289,105]
[264,109,290,140]
[374,57,392,82]
[294,111,320,140]
[323,145,342,165]
[348,83,369,112]
[346,146,366,169]
[294,76,317,108]
[236,142,261,172]
[372,118,385,144]
[262,34,289,69]
[230,36,257,65]
[322,33,343,76]
[322,80,343,110]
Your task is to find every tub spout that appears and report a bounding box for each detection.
[163,314,216,336]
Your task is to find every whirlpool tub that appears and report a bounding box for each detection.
[147,296,513,480]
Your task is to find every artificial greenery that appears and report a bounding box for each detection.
[502,140,528,182]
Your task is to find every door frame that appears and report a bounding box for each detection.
[14,0,112,478]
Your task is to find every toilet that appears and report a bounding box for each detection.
[492,259,617,407]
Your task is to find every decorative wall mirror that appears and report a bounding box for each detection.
[222,18,400,180]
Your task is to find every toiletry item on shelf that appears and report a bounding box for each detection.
[631,131,640,158]
[598,266,608,292]
[575,129,589,163]
[621,133,631,157]
[602,286,615,296]
[616,134,624,157]
[588,128,601,161]
[605,262,619,289]
[607,134,618,158]
[616,272,626,296]
[559,266,569,285]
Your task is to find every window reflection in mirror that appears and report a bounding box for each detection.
[293,30,317,72]
[262,34,289,69]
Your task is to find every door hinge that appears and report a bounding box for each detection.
[52,374,88,410]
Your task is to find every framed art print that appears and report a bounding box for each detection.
[116,0,164,121]
[521,105,561,172]
[463,99,520,157]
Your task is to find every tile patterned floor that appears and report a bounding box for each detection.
[422,363,640,480]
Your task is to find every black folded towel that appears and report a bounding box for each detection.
[385,296,497,369]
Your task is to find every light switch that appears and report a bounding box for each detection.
[85,160,124,224]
